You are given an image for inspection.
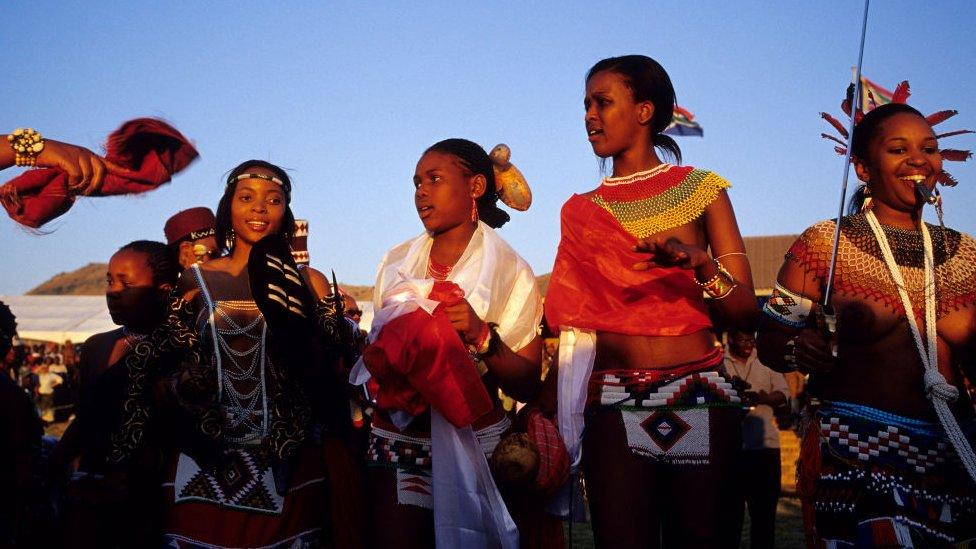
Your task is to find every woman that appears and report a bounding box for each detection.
[757,102,976,545]
[544,55,757,548]
[53,240,180,548]
[164,160,361,548]
[359,138,543,548]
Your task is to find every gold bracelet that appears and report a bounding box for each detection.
[7,128,45,167]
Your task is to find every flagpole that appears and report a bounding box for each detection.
[823,0,871,314]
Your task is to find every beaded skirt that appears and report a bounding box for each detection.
[802,401,976,546]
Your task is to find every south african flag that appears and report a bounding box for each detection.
[664,105,703,137]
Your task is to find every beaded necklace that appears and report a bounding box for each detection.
[864,209,976,482]
[427,256,454,281]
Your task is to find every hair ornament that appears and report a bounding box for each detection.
[821,78,972,187]
[489,144,532,211]
[235,172,285,187]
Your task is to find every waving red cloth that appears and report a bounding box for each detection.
[1,118,198,228]
[362,281,493,428]
[544,195,712,336]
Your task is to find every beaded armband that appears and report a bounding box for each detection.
[696,259,737,299]
[763,283,814,328]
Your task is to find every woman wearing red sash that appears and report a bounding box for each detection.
[545,55,758,548]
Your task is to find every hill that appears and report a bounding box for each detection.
[27,262,553,299]
[28,263,108,295]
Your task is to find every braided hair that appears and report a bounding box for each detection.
[215,160,296,254]
[587,55,682,165]
[118,240,180,287]
[425,138,510,229]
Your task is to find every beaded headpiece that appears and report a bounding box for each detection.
[233,171,291,203]
[820,79,973,187]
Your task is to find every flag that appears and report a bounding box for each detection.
[858,75,895,112]
[664,105,703,137]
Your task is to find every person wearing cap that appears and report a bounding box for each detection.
[163,206,218,269]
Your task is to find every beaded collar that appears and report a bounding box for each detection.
[600,163,673,186]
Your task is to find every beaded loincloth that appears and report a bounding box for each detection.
[806,401,976,546]
[589,365,740,465]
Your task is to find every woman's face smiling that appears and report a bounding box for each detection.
[231,168,286,246]
[856,112,942,214]
[584,70,654,159]
[413,151,484,235]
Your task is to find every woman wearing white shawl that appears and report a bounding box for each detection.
[353,139,542,549]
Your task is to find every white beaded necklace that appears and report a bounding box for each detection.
[865,209,976,481]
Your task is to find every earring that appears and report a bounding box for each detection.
[471,197,479,223]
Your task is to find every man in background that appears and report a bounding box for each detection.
[164,207,217,269]
[724,328,789,548]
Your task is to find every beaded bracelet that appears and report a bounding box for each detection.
[696,258,737,299]
[7,128,44,167]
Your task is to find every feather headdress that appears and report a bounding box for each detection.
[821,79,972,186]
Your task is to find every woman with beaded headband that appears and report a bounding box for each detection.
[757,92,976,545]
[353,138,543,548]
[544,54,758,548]
[161,160,363,548]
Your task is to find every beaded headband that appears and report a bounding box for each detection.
[235,172,285,187]
[820,79,972,187]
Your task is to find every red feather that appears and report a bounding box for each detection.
[821,133,848,147]
[820,112,849,139]
[936,129,973,139]
[940,149,972,162]
[841,98,852,117]
[937,171,959,187]
[891,81,911,104]
[926,110,958,126]
[834,146,847,156]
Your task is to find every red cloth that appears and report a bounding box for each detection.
[544,194,713,336]
[525,409,569,497]
[362,281,493,428]
[2,118,198,228]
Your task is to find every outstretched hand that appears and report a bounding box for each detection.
[36,139,133,195]
[632,236,709,271]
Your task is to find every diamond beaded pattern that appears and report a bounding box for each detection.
[787,213,976,319]
[590,165,731,239]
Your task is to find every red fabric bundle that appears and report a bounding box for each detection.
[545,195,713,336]
[1,118,198,228]
[525,409,570,497]
[362,281,492,428]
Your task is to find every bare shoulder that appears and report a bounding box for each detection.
[302,266,332,300]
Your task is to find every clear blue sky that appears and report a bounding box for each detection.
[2,1,974,294]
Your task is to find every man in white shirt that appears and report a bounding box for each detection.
[724,328,789,548]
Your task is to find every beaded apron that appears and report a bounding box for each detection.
[808,401,976,546]
[367,416,510,510]
[589,164,730,238]
[173,267,282,514]
[589,359,740,465]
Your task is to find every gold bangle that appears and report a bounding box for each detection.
[7,128,45,167]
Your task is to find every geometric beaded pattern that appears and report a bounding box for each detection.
[820,416,948,474]
[590,165,731,239]
[174,449,284,514]
[594,370,740,409]
[367,429,433,470]
[787,213,976,320]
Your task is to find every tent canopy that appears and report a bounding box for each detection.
[1,295,116,344]
[1,294,374,344]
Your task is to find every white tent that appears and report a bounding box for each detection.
[0,295,116,343]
